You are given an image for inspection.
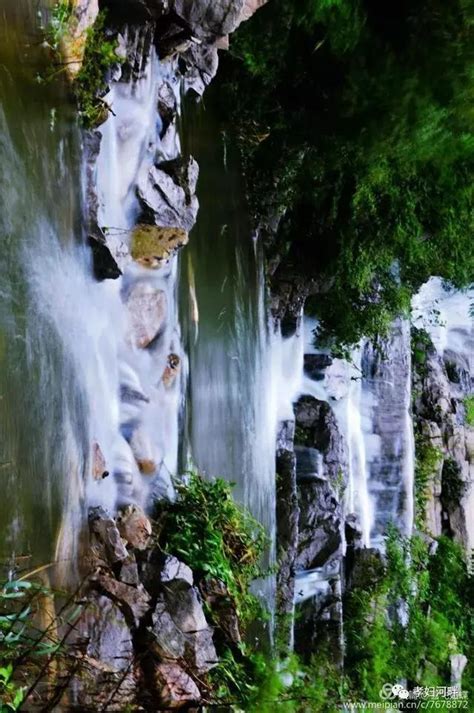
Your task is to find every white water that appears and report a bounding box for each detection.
[86,44,185,512]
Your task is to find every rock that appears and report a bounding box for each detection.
[89,506,128,565]
[120,553,140,586]
[117,504,152,550]
[154,662,201,709]
[345,547,385,593]
[131,225,188,268]
[130,427,159,475]
[59,0,100,80]
[276,421,298,650]
[199,578,241,644]
[171,0,245,38]
[345,513,363,548]
[162,353,181,387]
[303,353,332,381]
[184,627,218,673]
[296,476,342,570]
[69,595,137,710]
[179,43,219,97]
[236,0,269,26]
[92,442,109,480]
[162,585,208,634]
[88,235,122,280]
[161,556,194,587]
[157,81,178,137]
[92,572,151,626]
[137,157,199,232]
[151,596,187,660]
[125,283,167,348]
[450,653,468,686]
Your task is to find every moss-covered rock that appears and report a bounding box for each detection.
[131,224,188,268]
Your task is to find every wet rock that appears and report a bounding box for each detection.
[294,576,343,668]
[345,547,385,593]
[345,513,363,548]
[117,504,153,550]
[450,653,468,686]
[276,419,298,649]
[130,427,159,475]
[92,572,151,626]
[92,442,108,480]
[303,353,332,381]
[88,235,122,280]
[158,80,178,137]
[89,506,128,565]
[125,283,167,348]
[154,662,201,709]
[131,224,189,268]
[162,584,208,634]
[296,476,342,570]
[162,353,181,387]
[294,397,347,484]
[137,157,199,232]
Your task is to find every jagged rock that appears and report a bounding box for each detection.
[154,662,201,709]
[92,442,108,480]
[161,556,194,587]
[120,553,140,586]
[117,504,153,550]
[131,225,189,268]
[294,397,347,484]
[162,584,208,634]
[91,572,151,626]
[151,596,187,659]
[125,283,167,348]
[296,476,342,570]
[199,578,241,644]
[89,507,128,565]
[345,513,363,548]
[179,43,219,96]
[158,80,178,137]
[171,0,245,38]
[137,157,199,232]
[70,595,136,710]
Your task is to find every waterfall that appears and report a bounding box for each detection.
[300,317,415,548]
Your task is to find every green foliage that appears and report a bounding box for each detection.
[465,395,474,426]
[414,432,443,526]
[219,0,474,346]
[74,12,122,128]
[48,0,72,51]
[344,531,474,700]
[442,458,467,504]
[158,472,267,626]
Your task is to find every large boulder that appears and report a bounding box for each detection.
[170,0,246,38]
[131,225,188,268]
[137,157,199,232]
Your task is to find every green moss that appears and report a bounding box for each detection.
[442,458,467,504]
[74,12,123,128]
[464,395,474,426]
[48,0,73,51]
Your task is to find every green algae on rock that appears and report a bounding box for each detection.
[131,224,189,268]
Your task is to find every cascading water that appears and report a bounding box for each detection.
[92,38,185,512]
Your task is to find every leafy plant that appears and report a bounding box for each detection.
[414,432,443,526]
[48,0,72,51]
[157,472,268,626]
[464,395,474,427]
